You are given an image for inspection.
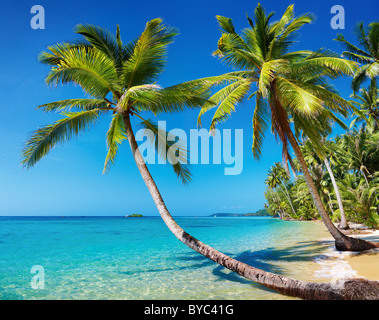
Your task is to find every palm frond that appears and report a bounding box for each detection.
[103,113,127,173]
[138,118,191,184]
[37,98,112,112]
[276,77,324,116]
[209,79,252,130]
[291,53,358,78]
[21,110,101,168]
[122,18,178,89]
[215,33,262,70]
[74,24,122,73]
[216,15,236,34]
[252,92,269,159]
[341,51,374,64]
[197,78,249,127]
[297,81,352,115]
[351,64,370,93]
[335,33,371,57]
[43,45,120,98]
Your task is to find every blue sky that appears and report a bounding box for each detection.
[0,0,377,216]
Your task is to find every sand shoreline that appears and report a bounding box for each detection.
[313,222,379,282]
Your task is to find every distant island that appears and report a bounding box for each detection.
[208,209,269,217]
[125,214,143,217]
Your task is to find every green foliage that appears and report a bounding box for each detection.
[22,110,101,168]
[22,19,216,184]
[264,128,379,228]
[137,117,191,184]
[199,3,357,162]
[335,22,379,92]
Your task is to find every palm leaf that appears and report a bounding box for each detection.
[209,79,252,130]
[197,79,248,127]
[252,92,269,159]
[215,15,237,34]
[74,24,122,73]
[276,77,324,115]
[335,33,371,57]
[103,113,127,173]
[43,45,120,98]
[37,98,112,112]
[122,18,177,89]
[21,110,101,168]
[138,118,191,184]
[215,33,262,70]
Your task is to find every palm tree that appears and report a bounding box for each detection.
[266,162,296,218]
[338,128,377,186]
[323,142,350,229]
[335,22,379,92]
[302,136,350,229]
[338,173,379,228]
[264,187,288,218]
[350,81,379,133]
[301,140,330,200]
[198,4,378,251]
[22,18,379,300]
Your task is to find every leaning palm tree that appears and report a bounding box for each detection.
[301,138,349,229]
[21,18,379,300]
[266,162,296,218]
[335,22,379,93]
[198,4,379,251]
[323,139,350,229]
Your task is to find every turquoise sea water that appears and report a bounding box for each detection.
[0,216,332,300]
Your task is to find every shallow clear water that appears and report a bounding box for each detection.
[0,216,332,300]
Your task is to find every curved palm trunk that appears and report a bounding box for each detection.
[270,191,284,218]
[279,183,296,218]
[361,169,370,187]
[327,191,336,215]
[324,158,349,230]
[286,128,377,251]
[122,112,379,299]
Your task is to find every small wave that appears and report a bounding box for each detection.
[314,246,360,280]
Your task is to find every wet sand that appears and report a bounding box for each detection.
[318,224,379,282]
[341,227,379,281]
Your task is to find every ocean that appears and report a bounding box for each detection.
[0,216,336,300]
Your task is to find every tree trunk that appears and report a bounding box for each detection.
[279,183,296,217]
[122,112,379,299]
[285,128,378,251]
[327,191,335,215]
[324,158,349,230]
[271,191,284,218]
[362,170,370,187]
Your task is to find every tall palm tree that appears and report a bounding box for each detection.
[266,162,296,218]
[323,140,350,229]
[335,22,379,92]
[291,176,318,220]
[21,18,379,300]
[300,138,349,230]
[198,4,378,251]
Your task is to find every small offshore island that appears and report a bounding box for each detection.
[125,214,144,218]
[209,209,269,217]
